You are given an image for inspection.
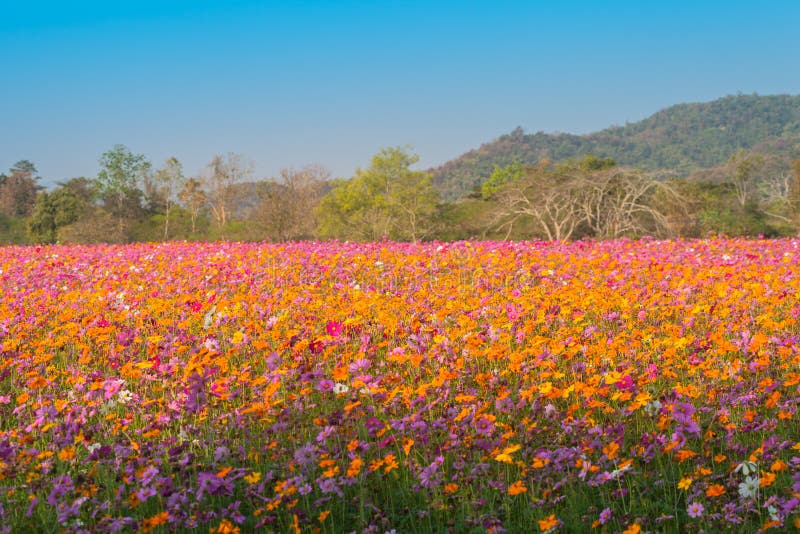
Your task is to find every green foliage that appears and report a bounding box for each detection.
[0,215,29,244]
[432,94,800,201]
[96,145,150,239]
[481,162,525,199]
[96,145,150,201]
[27,188,85,243]
[317,147,439,241]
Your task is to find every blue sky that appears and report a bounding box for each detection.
[1,1,799,186]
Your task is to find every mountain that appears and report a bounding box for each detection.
[431,94,800,201]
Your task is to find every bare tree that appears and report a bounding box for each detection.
[153,157,185,240]
[727,149,765,208]
[488,160,679,241]
[256,165,329,241]
[578,168,677,239]
[204,153,253,228]
[491,166,584,241]
[178,177,207,235]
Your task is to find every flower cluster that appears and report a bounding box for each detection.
[0,238,799,532]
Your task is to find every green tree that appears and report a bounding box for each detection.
[481,161,526,199]
[317,147,438,241]
[28,187,84,243]
[96,145,150,237]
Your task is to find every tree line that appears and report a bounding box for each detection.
[2,144,800,245]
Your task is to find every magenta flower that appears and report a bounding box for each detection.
[325,320,343,337]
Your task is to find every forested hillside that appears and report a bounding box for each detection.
[4,95,800,246]
[432,94,800,200]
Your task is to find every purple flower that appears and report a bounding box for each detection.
[138,466,159,486]
[599,507,611,524]
[475,416,494,436]
[419,456,444,488]
[294,443,317,466]
[349,358,371,373]
[365,417,385,437]
[47,474,74,506]
[317,477,343,497]
[25,496,38,517]
[687,501,704,518]
[196,471,231,501]
[213,446,230,463]
[495,397,514,414]
[316,379,334,392]
[136,486,157,502]
[316,425,335,443]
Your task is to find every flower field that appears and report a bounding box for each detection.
[2,238,800,533]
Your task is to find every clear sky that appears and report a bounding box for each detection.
[2,1,799,186]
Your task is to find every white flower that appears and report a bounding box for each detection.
[203,305,217,329]
[768,505,779,521]
[735,461,758,477]
[86,443,101,454]
[644,399,662,417]
[738,475,759,499]
[100,399,117,414]
[332,383,349,394]
[117,389,134,405]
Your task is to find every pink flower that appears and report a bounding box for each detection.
[325,320,343,337]
[687,501,704,518]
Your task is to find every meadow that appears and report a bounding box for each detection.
[1,238,799,533]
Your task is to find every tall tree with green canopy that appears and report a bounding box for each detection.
[317,147,438,241]
[28,187,84,243]
[96,145,151,237]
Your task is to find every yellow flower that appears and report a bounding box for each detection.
[243,471,261,485]
[677,477,692,490]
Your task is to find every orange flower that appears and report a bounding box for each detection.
[770,459,787,472]
[538,514,559,531]
[508,480,527,496]
[602,442,619,460]
[760,471,776,487]
[706,484,725,497]
[346,457,363,477]
[383,454,399,474]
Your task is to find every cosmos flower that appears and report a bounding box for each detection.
[687,501,704,518]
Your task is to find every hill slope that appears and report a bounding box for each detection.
[431,94,800,201]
